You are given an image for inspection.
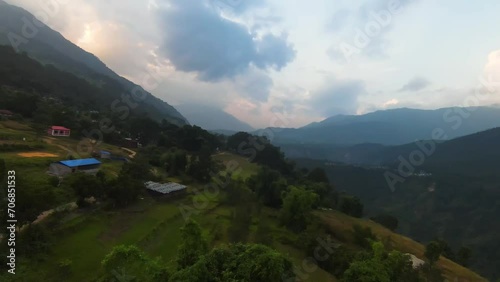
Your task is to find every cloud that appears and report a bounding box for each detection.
[399,76,431,92]
[232,69,274,102]
[484,50,500,85]
[208,0,265,15]
[326,0,419,61]
[156,0,295,82]
[309,79,366,117]
[326,9,351,32]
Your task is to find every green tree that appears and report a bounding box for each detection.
[120,160,152,181]
[247,166,287,208]
[101,245,169,282]
[106,175,143,207]
[307,167,330,184]
[385,250,422,282]
[370,214,399,231]
[170,244,294,282]
[16,176,56,225]
[342,242,422,282]
[279,186,319,232]
[352,224,377,249]
[65,172,102,205]
[177,220,208,269]
[339,195,364,218]
[18,223,52,255]
[425,241,443,266]
[457,247,472,267]
[342,257,390,282]
[435,239,455,260]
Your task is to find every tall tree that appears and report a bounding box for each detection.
[176,220,208,269]
[425,241,443,266]
[280,186,319,232]
[457,247,472,267]
[170,244,295,282]
[101,245,169,282]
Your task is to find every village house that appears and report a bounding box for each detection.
[49,158,101,177]
[122,138,139,148]
[99,150,111,159]
[0,109,14,118]
[48,126,71,137]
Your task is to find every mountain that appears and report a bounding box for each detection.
[0,1,187,125]
[176,103,254,132]
[262,107,500,145]
[292,128,500,279]
[280,126,500,173]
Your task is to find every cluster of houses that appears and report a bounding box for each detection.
[40,124,187,198]
[45,125,141,149]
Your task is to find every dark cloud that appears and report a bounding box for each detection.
[254,33,296,71]
[399,76,431,92]
[310,79,366,117]
[156,0,295,82]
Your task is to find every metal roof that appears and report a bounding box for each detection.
[59,158,101,167]
[145,181,187,194]
[51,126,70,130]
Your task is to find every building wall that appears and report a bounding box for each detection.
[147,188,187,199]
[49,163,100,176]
[48,129,71,137]
[49,163,72,176]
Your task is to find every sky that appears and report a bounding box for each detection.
[11,0,500,128]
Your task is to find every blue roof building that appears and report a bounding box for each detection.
[59,158,101,167]
[49,158,102,177]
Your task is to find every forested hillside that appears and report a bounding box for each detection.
[0,0,186,125]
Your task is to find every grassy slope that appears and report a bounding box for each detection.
[316,210,487,282]
[1,125,336,281]
[0,123,484,281]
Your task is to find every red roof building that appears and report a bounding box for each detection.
[0,110,14,117]
[48,126,71,137]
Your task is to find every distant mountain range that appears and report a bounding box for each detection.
[281,125,500,177]
[292,126,500,280]
[261,107,500,145]
[176,104,254,132]
[0,0,187,125]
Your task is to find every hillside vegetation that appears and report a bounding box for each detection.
[0,120,487,281]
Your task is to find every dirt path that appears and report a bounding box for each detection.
[17,202,78,232]
[121,147,136,159]
[43,137,73,153]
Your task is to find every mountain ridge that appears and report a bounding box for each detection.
[258,106,500,145]
[176,103,254,132]
[0,0,187,125]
